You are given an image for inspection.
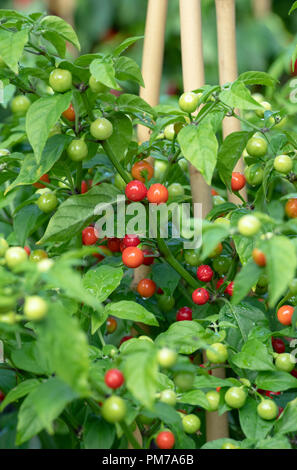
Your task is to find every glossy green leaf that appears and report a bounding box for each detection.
[232,339,275,371]
[104,301,159,326]
[239,397,274,440]
[26,93,72,163]
[40,16,80,50]
[16,378,77,445]
[83,265,123,302]
[0,28,28,73]
[37,184,121,244]
[178,121,218,185]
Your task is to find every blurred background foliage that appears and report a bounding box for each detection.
[4,0,297,94]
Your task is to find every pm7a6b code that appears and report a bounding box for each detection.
[145,455,195,465]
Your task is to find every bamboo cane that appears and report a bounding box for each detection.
[179,0,226,441]
[132,0,169,290]
[130,2,169,446]
[215,0,247,203]
[205,364,229,440]
[252,0,272,18]
[179,0,212,218]
[47,0,76,26]
[138,0,168,143]
[0,341,3,363]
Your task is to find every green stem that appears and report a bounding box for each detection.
[81,92,95,121]
[161,150,181,184]
[232,112,262,133]
[97,328,106,347]
[0,214,12,225]
[157,237,199,289]
[86,398,102,415]
[64,167,76,194]
[119,422,142,450]
[75,162,83,192]
[276,291,291,311]
[101,141,132,184]
[177,283,195,306]
[196,100,219,125]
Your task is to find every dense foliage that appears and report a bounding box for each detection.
[1,8,297,450]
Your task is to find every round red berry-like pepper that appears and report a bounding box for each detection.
[231,172,246,192]
[107,237,122,253]
[125,180,147,202]
[197,265,214,282]
[192,288,210,305]
[176,306,192,321]
[123,234,141,247]
[147,183,168,204]
[155,430,175,449]
[104,369,124,389]
[142,249,155,265]
[82,226,99,245]
[122,246,144,268]
[271,337,285,354]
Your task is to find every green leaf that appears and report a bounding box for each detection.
[217,131,253,190]
[262,236,297,307]
[202,438,243,449]
[152,402,195,449]
[90,59,120,90]
[0,367,16,394]
[0,379,40,412]
[121,341,158,409]
[5,135,71,194]
[13,205,40,246]
[178,390,210,410]
[0,132,25,149]
[237,71,277,87]
[289,1,297,15]
[26,93,72,163]
[37,184,121,244]
[232,260,262,305]
[219,81,263,110]
[256,371,297,392]
[178,121,218,185]
[239,397,274,440]
[43,31,66,58]
[83,265,123,303]
[206,202,237,221]
[151,263,181,296]
[113,36,144,56]
[0,9,29,21]
[193,374,235,389]
[16,377,77,445]
[47,261,103,314]
[83,415,115,449]
[37,304,90,394]
[231,339,275,371]
[117,94,155,117]
[219,302,268,350]
[0,28,28,73]
[256,435,291,449]
[201,222,229,259]
[155,321,209,354]
[40,16,80,50]
[115,56,144,86]
[104,301,159,326]
[274,398,297,434]
[11,342,52,375]
[106,112,133,161]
